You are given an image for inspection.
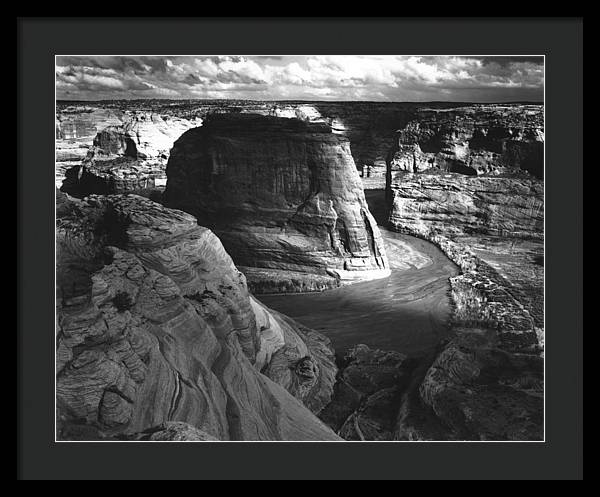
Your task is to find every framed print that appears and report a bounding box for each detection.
[18,17,582,480]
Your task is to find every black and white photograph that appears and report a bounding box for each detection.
[53,54,547,443]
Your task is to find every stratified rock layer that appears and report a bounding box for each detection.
[387,106,544,178]
[60,112,201,197]
[388,172,544,239]
[164,114,390,293]
[56,192,339,441]
[384,165,544,440]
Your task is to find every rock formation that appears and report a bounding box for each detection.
[416,327,543,441]
[54,100,545,442]
[56,192,339,441]
[56,107,129,185]
[56,101,544,189]
[88,113,203,162]
[387,173,544,239]
[399,235,543,440]
[386,106,544,179]
[319,345,414,440]
[59,112,201,197]
[163,114,390,293]
[378,107,545,440]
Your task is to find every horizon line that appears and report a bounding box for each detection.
[56,98,545,105]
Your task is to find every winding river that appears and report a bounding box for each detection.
[258,191,459,357]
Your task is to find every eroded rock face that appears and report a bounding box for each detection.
[319,344,413,441]
[388,173,544,240]
[56,107,126,187]
[383,173,543,440]
[387,106,544,178]
[386,169,543,352]
[56,192,338,441]
[418,329,543,441]
[382,107,544,440]
[60,157,167,199]
[164,114,390,293]
[386,233,544,441]
[88,113,203,162]
[59,113,201,197]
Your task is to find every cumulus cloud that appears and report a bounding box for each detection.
[56,55,543,101]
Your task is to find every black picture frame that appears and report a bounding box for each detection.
[18,17,583,480]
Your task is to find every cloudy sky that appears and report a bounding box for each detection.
[56,55,544,102]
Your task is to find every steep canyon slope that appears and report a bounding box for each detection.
[387,105,544,179]
[56,192,339,441]
[377,110,545,440]
[163,114,390,293]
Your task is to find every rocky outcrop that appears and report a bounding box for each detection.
[381,174,544,440]
[380,115,545,440]
[56,192,339,441]
[387,106,544,178]
[60,157,167,199]
[320,345,414,440]
[87,113,203,162]
[405,238,543,440]
[387,172,544,240]
[164,114,390,293]
[319,334,543,441]
[56,107,126,187]
[59,112,201,196]
[417,328,543,441]
[386,169,543,350]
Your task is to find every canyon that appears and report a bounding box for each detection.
[55,100,544,441]
[163,113,390,293]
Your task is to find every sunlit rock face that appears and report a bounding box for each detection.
[387,105,544,179]
[88,113,203,162]
[56,107,127,187]
[59,112,201,197]
[388,173,544,240]
[164,114,390,293]
[269,104,324,122]
[56,192,339,441]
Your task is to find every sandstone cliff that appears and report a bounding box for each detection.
[59,112,201,197]
[56,192,339,441]
[56,101,544,191]
[388,172,544,239]
[387,106,544,179]
[163,114,390,293]
[381,166,544,440]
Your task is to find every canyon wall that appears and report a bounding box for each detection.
[56,101,544,192]
[387,105,544,179]
[378,111,544,440]
[56,192,339,441]
[388,173,544,239]
[163,114,390,293]
[58,111,201,195]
